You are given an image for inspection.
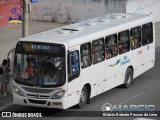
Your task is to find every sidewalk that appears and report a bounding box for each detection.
[0,21,66,111]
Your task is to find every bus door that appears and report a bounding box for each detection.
[141,23,154,69]
[67,50,81,108]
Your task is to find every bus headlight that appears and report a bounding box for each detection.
[51,90,66,99]
[14,86,24,96]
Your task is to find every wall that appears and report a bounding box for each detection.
[0,0,22,26]
[1,0,159,26]
[126,0,160,22]
[29,0,126,23]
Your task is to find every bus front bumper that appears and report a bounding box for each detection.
[13,92,68,109]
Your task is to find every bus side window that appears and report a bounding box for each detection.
[118,30,130,55]
[142,22,153,46]
[130,26,141,50]
[68,50,80,82]
[92,38,105,64]
[105,34,118,59]
[80,43,92,68]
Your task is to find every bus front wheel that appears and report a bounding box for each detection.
[77,86,88,108]
[124,67,133,88]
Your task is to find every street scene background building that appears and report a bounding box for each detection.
[29,0,160,23]
[0,0,22,26]
[0,0,160,26]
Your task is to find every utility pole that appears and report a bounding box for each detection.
[22,0,28,37]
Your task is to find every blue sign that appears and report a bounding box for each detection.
[31,0,38,3]
[120,56,130,65]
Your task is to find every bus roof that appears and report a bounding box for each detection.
[20,13,153,48]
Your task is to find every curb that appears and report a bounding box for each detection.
[0,102,13,111]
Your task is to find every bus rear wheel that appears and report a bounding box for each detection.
[77,86,88,108]
[123,67,133,88]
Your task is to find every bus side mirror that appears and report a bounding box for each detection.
[7,48,15,74]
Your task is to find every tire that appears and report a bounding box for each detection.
[123,67,133,88]
[77,86,88,108]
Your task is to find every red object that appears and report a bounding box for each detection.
[52,102,62,106]
[137,50,142,54]
[0,0,22,26]
[26,67,34,75]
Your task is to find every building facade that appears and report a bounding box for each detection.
[0,0,160,26]
[0,0,22,26]
[29,0,126,23]
[29,0,160,23]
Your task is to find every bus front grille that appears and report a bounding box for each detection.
[22,86,54,93]
[26,94,50,99]
[28,99,47,104]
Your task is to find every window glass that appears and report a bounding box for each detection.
[118,30,130,54]
[15,54,65,87]
[92,38,105,64]
[68,50,80,81]
[105,34,118,59]
[80,43,92,68]
[130,26,141,50]
[142,23,153,45]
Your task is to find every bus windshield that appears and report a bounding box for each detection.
[14,42,66,87]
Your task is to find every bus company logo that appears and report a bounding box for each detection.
[108,56,131,67]
[120,56,130,65]
[108,59,121,67]
[35,94,40,99]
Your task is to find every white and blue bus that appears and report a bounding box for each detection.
[11,13,155,109]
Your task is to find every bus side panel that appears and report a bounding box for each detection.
[80,61,106,98]
[129,47,142,78]
[141,43,155,74]
[67,77,81,108]
[107,52,135,89]
[105,56,124,91]
[116,54,130,86]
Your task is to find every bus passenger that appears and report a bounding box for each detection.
[113,46,118,56]
[106,48,111,59]
[119,45,125,54]
[25,57,35,76]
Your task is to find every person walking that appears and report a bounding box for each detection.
[1,59,10,96]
